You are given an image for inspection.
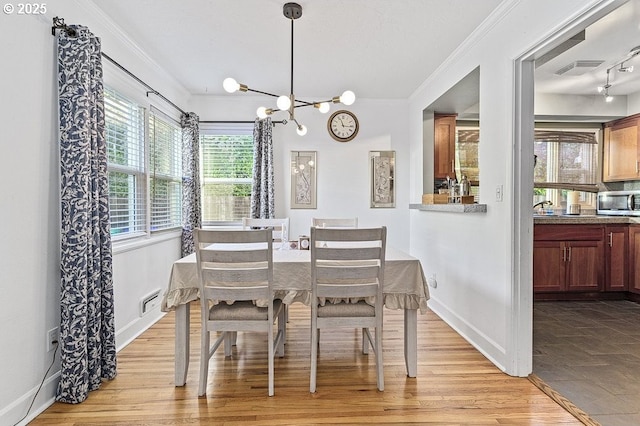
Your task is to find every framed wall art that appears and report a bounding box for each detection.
[290,151,317,209]
[370,150,395,208]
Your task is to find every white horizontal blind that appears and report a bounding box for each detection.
[149,108,182,231]
[104,87,146,237]
[200,128,253,223]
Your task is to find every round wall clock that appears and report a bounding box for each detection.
[328,110,359,142]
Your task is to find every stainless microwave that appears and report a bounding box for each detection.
[597,190,640,216]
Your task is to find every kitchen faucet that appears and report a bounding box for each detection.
[533,200,553,210]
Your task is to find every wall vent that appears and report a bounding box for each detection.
[140,289,161,316]
[555,60,604,76]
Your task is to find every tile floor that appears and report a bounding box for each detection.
[533,300,640,426]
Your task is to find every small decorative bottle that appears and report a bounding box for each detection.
[460,175,470,196]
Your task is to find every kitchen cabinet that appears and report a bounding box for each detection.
[628,225,640,294]
[602,114,640,182]
[533,225,604,293]
[434,114,456,179]
[605,225,628,291]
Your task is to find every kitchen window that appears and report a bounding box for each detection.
[533,127,599,208]
[199,124,254,224]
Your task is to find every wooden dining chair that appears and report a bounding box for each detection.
[194,228,285,397]
[309,226,386,393]
[312,217,358,228]
[242,217,290,244]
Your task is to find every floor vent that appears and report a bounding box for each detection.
[140,289,161,316]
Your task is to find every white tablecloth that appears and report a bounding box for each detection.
[162,246,429,313]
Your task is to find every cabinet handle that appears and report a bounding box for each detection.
[562,247,566,262]
[637,161,639,174]
[568,247,572,262]
[609,232,613,247]
[451,160,454,173]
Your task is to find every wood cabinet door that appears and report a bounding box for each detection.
[533,241,565,292]
[628,226,640,294]
[434,114,456,179]
[565,240,603,292]
[603,117,640,182]
[605,226,628,291]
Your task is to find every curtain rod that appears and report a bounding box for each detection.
[200,120,285,125]
[52,16,187,116]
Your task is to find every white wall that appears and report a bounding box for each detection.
[408,0,612,375]
[190,95,411,250]
[0,1,187,424]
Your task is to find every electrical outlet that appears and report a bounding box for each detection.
[428,274,438,288]
[495,185,504,202]
[47,327,59,352]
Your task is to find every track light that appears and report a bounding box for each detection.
[597,45,640,102]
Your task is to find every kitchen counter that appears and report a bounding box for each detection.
[533,214,640,224]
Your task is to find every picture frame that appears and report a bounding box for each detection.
[370,150,395,208]
[290,151,317,209]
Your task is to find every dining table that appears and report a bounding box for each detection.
[161,244,429,386]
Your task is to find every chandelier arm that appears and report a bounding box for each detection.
[246,88,281,98]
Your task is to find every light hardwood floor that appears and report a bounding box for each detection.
[32,302,583,425]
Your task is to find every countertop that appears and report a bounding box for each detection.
[533,214,640,224]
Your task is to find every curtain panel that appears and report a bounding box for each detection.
[180,112,202,256]
[56,25,117,403]
[250,118,275,218]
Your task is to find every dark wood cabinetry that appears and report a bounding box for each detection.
[434,114,456,179]
[628,225,640,294]
[602,114,640,182]
[605,225,628,291]
[533,225,604,294]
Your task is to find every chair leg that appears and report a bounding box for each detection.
[198,330,210,397]
[376,327,384,391]
[224,332,234,357]
[268,324,275,396]
[276,306,286,357]
[362,327,369,354]
[310,323,318,393]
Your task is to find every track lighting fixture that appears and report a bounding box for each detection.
[596,45,640,102]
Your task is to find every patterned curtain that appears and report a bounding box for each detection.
[180,112,201,257]
[250,118,275,218]
[56,25,117,404]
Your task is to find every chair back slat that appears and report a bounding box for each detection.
[316,283,379,299]
[202,285,269,301]
[312,217,358,228]
[314,247,381,261]
[199,249,268,264]
[243,218,289,243]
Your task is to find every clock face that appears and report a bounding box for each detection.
[328,110,359,142]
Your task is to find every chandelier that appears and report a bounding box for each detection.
[222,2,355,136]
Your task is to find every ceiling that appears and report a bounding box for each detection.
[89,0,502,99]
[89,1,640,104]
[535,0,640,98]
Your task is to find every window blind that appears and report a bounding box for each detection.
[199,131,253,222]
[104,87,146,237]
[149,108,182,231]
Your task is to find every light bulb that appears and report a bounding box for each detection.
[340,90,356,106]
[257,107,268,119]
[605,95,614,102]
[296,124,307,136]
[318,102,330,113]
[307,160,314,167]
[597,86,604,93]
[223,77,240,93]
[277,95,291,110]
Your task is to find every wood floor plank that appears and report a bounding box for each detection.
[31,302,584,425]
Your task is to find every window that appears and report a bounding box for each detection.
[149,108,182,231]
[105,87,146,237]
[105,87,182,239]
[200,125,254,223]
[533,128,599,207]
